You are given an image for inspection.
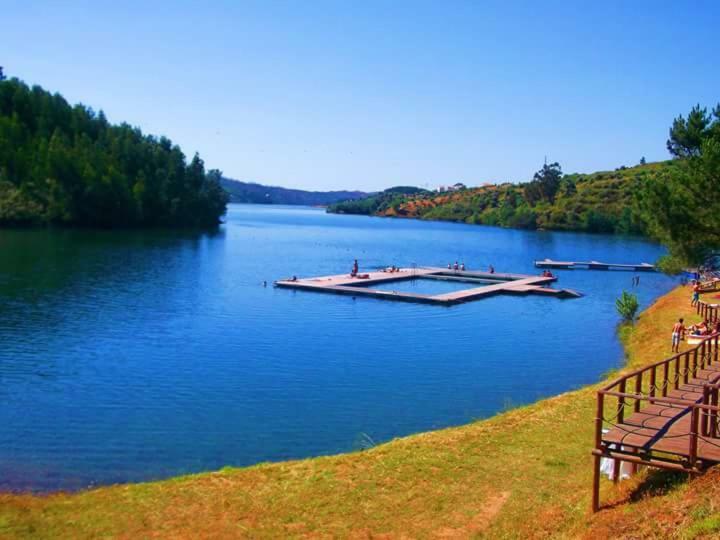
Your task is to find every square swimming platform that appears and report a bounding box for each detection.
[275,267,581,305]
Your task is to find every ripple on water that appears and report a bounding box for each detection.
[0,205,678,491]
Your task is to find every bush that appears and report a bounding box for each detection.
[616,291,640,322]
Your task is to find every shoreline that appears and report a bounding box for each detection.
[0,284,702,538]
[325,206,656,240]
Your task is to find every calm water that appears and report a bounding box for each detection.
[0,204,677,492]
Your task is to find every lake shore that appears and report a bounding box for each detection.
[3,283,716,538]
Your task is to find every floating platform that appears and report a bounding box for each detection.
[534,258,656,272]
[275,267,582,306]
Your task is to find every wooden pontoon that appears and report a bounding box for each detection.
[275,267,581,306]
[535,259,655,271]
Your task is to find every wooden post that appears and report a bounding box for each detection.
[635,372,643,413]
[663,361,669,397]
[592,454,601,513]
[650,365,657,398]
[692,347,698,377]
[618,380,626,424]
[690,407,699,468]
[702,387,709,437]
[592,392,604,513]
[612,455,620,483]
[713,389,719,439]
[684,353,690,385]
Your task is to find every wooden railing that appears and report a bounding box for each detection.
[698,279,720,293]
[593,334,720,511]
[697,300,720,323]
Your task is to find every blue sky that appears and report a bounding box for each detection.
[4,1,719,191]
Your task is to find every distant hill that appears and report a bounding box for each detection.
[221,178,368,206]
[328,163,675,235]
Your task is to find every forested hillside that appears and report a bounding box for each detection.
[327,186,430,215]
[329,162,674,235]
[221,177,366,206]
[0,75,228,227]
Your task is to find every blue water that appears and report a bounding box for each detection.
[0,204,677,492]
[353,277,480,295]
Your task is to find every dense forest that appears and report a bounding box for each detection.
[221,177,367,206]
[328,163,667,235]
[0,72,228,227]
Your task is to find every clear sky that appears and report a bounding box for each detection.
[4,1,720,191]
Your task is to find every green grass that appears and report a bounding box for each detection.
[0,284,710,538]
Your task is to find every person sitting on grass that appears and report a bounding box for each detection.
[672,318,686,353]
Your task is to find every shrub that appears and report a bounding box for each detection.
[616,291,640,322]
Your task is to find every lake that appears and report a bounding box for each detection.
[0,204,677,491]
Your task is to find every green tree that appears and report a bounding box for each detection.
[616,291,639,322]
[640,104,720,266]
[524,161,563,205]
[667,104,719,158]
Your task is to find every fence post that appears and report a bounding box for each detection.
[690,407,699,469]
[592,392,604,513]
[702,387,709,436]
[713,388,719,439]
[650,366,656,398]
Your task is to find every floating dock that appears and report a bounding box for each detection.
[534,258,656,271]
[275,267,581,305]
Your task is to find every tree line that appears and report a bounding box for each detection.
[0,73,228,227]
[639,105,720,269]
[330,102,720,257]
[329,162,654,235]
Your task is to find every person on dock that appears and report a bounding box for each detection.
[488,264,495,274]
[447,263,452,270]
[672,318,686,353]
[351,259,359,277]
[453,261,459,271]
[460,262,466,271]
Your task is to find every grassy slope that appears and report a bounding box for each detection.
[378,161,672,234]
[1,284,717,539]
